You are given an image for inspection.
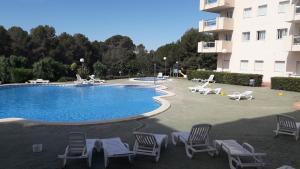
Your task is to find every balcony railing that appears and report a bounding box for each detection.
[199,17,233,32]
[204,19,217,27]
[287,5,300,22]
[200,0,234,12]
[294,35,300,45]
[198,40,232,53]
[203,42,216,48]
[205,0,218,4]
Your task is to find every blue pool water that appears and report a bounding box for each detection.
[0,85,162,122]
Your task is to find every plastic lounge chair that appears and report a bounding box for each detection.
[277,166,295,169]
[191,78,201,82]
[75,74,91,85]
[101,137,134,168]
[228,91,253,101]
[157,72,164,79]
[214,140,266,169]
[29,79,49,84]
[133,132,168,162]
[200,75,215,83]
[274,115,300,140]
[58,132,93,168]
[204,88,222,95]
[171,124,217,158]
[188,82,209,93]
[89,75,106,84]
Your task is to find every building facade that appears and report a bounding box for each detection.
[198,0,300,82]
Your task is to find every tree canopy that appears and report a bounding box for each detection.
[0,25,216,83]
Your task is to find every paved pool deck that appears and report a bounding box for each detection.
[0,78,299,169]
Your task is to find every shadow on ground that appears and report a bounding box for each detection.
[0,110,299,169]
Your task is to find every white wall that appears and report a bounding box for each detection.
[215,0,299,81]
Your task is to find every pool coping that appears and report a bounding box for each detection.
[129,78,173,83]
[0,83,175,126]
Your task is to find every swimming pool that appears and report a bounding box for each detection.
[0,85,164,123]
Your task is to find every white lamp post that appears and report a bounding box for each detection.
[80,58,85,70]
[163,57,167,76]
[176,61,179,77]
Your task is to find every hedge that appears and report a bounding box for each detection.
[271,77,300,92]
[187,70,263,87]
[10,68,33,83]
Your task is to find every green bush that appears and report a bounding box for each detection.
[33,57,67,81]
[10,68,33,83]
[0,56,11,83]
[271,77,300,92]
[57,77,75,82]
[187,70,263,87]
[93,61,107,78]
[77,67,89,79]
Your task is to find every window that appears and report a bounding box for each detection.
[243,8,252,18]
[225,33,232,41]
[242,32,250,41]
[278,1,290,13]
[257,5,267,16]
[277,29,288,39]
[254,60,264,71]
[257,31,266,40]
[240,60,249,71]
[226,11,233,18]
[223,60,230,70]
[274,61,286,72]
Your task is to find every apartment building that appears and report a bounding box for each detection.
[198,0,300,81]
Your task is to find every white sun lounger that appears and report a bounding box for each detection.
[157,72,164,79]
[203,88,222,95]
[214,140,266,169]
[101,137,134,168]
[228,91,253,101]
[29,79,49,84]
[133,132,168,162]
[200,74,215,83]
[58,132,96,168]
[274,115,300,140]
[89,75,106,84]
[75,74,91,85]
[277,165,295,169]
[188,82,209,93]
[171,124,216,158]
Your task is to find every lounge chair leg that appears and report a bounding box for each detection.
[228,157,237,169]
[62,158,67,168]
[128,155,133,163]
[88,157,92,168]
[104,155,109,168]
[164,136,168,149]
[185,146,193,159]
[171,134,178,146]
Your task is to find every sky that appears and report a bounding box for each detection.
[0,0,216,50]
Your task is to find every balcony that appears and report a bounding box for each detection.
[200,0,234,12]
[198,40,232,53]
[287,5,300,22]
[291,35,300,51]
[199,17,233,32]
